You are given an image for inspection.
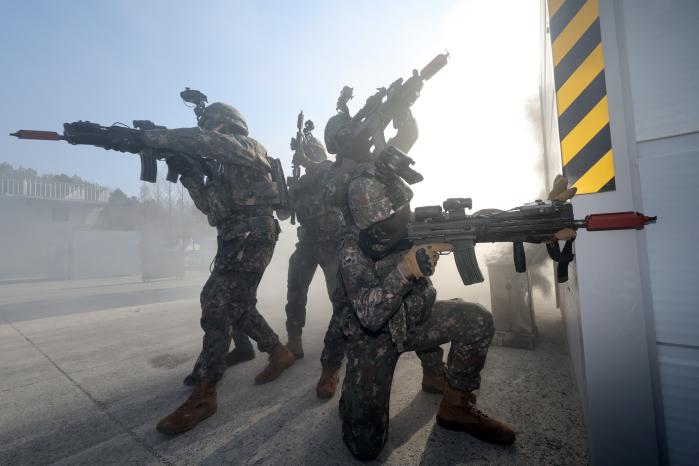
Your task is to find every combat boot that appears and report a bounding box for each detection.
[316,366,340,399]
[421,370,446,394]
[226,346,256,366]
[254,342,295,384]
[436,383,515,445]
[156,382,217,435]
[286,331,304,360]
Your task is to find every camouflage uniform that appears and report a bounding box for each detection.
[285,156,349,364]
[142,127,282,384]
[334,168,495,460]
[336,227,495,460]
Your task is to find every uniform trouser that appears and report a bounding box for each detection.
[192,241,280,384]
[284,238,338,334]
[339,299,495,461]
[320,304,445,374]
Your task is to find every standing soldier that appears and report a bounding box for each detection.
[284,115,347,398]
[143,100,296,434]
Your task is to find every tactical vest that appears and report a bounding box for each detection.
[293,161,346,242]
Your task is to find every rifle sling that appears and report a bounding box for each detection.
[546,238,576,283]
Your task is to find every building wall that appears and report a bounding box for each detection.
[618,2,699,464]
[542,1,699,465]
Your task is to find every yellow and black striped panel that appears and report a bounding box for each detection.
[548,0,615,194]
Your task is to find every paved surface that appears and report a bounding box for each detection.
[0,270,589,465]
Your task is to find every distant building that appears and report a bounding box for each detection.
[0,177,112,279]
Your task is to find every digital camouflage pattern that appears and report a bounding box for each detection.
[142,126,283,384]
[335,227,495,460]
[285,155,347,367]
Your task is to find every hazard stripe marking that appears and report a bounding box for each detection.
[548,0,566,18]
[552,0,599,66]
[557,70,606,139]
[561,95,609,164]
[572,150,615,193]
[556,43,604,115]
[550,0,586,41]
[547,0,615,194]
[563,124,611,185]
[554,18,601,91]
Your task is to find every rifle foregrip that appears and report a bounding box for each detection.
[453,242,484,285]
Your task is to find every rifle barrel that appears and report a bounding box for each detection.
[11,130,63,141]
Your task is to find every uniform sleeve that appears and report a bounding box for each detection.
[338,233,412,332]
[141,127,250,164]
[387,111,418,153]
[180,174,210,214]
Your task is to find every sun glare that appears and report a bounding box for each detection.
[412,0,544,211]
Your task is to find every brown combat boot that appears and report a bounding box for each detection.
[422,370,446,394]
[156,382,217,435]
[286,331,304,360]
[316,366,340,399]
[254,342,295,385]
[436,383,515,445]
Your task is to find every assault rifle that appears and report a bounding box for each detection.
[337,52,449,155]
[11,120,204,183]
[11,120,291,211]
[408,198,657,284]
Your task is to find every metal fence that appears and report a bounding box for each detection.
[0,178,111,203]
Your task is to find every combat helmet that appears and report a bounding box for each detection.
[303,135,327,163]
[324,112,354,155]
[199,102,249,136]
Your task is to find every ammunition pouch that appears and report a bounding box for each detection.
[229,181,281,206]
[217,215,280,243]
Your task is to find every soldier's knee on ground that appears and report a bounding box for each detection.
[340,398,389,461]
[341,420,388,461]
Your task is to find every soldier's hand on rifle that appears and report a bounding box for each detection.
[398,243,454,279]
[548,175,577,241]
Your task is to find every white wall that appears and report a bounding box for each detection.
[619,2,699,464]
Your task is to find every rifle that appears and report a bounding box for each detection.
[11,121,202,183]
[287,111,304,225]
[407,198,657,284]
[347,52,449,155]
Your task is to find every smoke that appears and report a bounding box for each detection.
[483,95,554,298]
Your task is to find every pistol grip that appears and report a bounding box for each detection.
[165,166,179,183]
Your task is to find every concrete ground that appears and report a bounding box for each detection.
[0,272,589,465]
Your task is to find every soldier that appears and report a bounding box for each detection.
[141,102,295,435]
[336,172,518,460]
[318,100,448,401]
[332,160,577,459]
[283,125,349,398]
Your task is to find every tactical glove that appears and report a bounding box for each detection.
[397,243,454,279]
[548,175,577,241]
[548,174,577,203]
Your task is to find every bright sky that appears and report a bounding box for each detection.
[1,0,545,304]
[1,0,542,200]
